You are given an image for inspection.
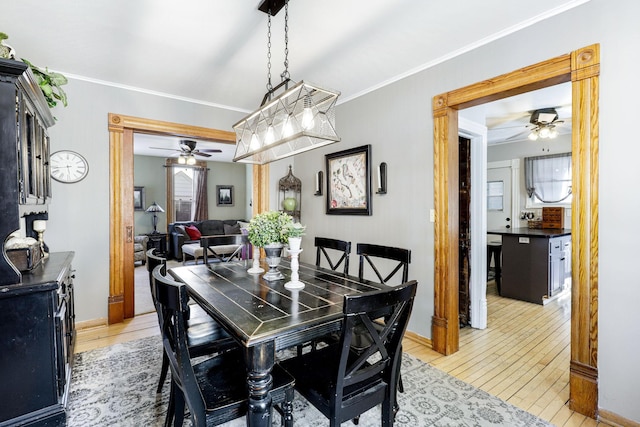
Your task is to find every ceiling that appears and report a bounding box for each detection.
[4,0,585,156]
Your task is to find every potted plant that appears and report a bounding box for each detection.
[21,58,68,109]
[284,222,306,251]
[247,211,294,281]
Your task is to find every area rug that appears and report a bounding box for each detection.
[68,336,553,426]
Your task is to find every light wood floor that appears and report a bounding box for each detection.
[76,281,610,427]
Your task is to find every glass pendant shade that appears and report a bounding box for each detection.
[233,80,340,164]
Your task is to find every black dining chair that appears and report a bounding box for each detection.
[201,234,249,264]
[279,280,417,427]
[152,266,295,427]
[315,237,352,274]
[147,252,236,394]
[355,243,412,399]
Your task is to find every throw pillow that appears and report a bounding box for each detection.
[224,223,241,235]
[174,225,188,237]
[185,225,202,240]
[201,220,224,235]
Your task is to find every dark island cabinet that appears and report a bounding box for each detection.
[0,252,75,426]
[489,228,571,305]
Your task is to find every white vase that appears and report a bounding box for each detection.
[288,236,302,252]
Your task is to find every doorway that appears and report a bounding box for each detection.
[431,45,599,417]
[106,114,247,323]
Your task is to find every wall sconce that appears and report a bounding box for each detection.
[376,162,387,194]
[314,171,323,196]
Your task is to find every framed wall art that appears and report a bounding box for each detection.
[133,186,145,211]
[325,144,372,215]
[216,185,234,206]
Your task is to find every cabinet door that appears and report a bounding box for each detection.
[548,253,563,297]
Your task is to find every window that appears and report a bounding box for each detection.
[487,180,504,211]
[524,152,572,205]
[172,166,195,221]
[166,159,208,223]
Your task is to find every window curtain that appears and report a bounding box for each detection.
[524,152,572,203]
[193,166,208,221]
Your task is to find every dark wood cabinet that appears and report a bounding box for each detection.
[1,58,55,287]
[146,232,168,254]
[0,252,76,426]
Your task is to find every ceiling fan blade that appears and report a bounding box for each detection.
[150,147,179,152]
[198,149,222,153]
[194,152,212,157]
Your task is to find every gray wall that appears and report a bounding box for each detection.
[291,0,640,421]
[29,0,640,421]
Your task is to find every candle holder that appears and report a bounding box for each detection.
[376,162,387,194]
[247,246,265,274]
[314,171,323,196]
[32,220,48,258]
[285,248,305,290]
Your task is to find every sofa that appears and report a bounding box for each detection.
[167,219,248,260]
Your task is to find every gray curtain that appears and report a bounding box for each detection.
[193,166,208,221]
[525,152,572,203]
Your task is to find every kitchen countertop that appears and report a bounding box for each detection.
[487,227,571,238]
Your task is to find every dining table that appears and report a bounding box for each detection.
[168,257,387,427]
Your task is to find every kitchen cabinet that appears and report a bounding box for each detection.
[488,228,571,305]
[0,252,76,426]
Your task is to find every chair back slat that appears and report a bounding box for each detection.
[146,249,166,306]
[315,237,351,274]
[357,243,411,285]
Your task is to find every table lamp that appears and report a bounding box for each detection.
[145,202,165,234]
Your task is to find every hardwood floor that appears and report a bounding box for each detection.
[75,281,610,427]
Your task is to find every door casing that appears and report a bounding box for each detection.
[431,45,599,417]
[106,113,269,323]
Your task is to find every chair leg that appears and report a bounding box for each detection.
[283,387,294,427]
[172,387,185,427]
[164,381,175,427]
[157,352,169,393]
[381,397,394,427]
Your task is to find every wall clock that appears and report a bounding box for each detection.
[50,150,89,183]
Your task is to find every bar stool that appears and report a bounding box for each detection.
[487,242,502,295]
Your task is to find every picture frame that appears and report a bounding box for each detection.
[133,186,145,211]
[216,185,234,206]
[325,144,372,215]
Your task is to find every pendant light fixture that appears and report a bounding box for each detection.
[233,0,340,165]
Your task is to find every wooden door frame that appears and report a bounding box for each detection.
[107,113,269,324]
[431,44,599,417]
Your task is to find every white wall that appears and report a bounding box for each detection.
[488,135,573,228]
[32,0,640,421]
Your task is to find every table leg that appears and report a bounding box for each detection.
[245,341,275,427]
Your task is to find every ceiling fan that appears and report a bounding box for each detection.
[527,108,564,140]
[150,139,222,158]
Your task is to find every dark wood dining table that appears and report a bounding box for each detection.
[168,258,386,427]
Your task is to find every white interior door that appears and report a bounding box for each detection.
[487,165,512,233]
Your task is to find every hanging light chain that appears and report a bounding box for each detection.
[266,11,272,92]
[281,0,290,81]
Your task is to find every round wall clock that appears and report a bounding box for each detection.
[50,150,89,183]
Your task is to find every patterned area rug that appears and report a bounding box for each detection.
[68,336,553,426]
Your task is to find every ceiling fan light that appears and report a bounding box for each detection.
[538,127,551,138]
[186,155,196,165]
[549,128,558,139]
[528,131,539,141]
[178,155,186,164]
